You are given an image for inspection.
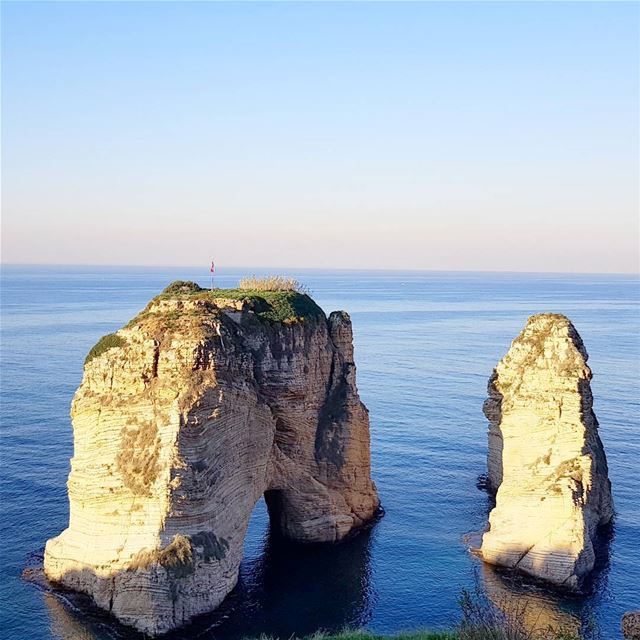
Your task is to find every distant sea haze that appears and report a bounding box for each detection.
[1,266,638,639]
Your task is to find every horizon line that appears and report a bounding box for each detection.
[1,262,639,278]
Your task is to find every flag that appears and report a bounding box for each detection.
[210,261,215,273]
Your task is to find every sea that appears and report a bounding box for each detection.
[1,266,638,640]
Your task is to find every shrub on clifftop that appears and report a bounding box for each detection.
[162,281,203,295]
[85,333,126,365]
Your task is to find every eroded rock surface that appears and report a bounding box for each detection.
[622,612,640,640]
[44,284,379,635]
[480,314,613,590]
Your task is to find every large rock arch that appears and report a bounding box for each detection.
[44,285,380,635]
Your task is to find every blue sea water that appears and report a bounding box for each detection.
[1,266,638,640]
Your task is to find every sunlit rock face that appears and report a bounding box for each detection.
[480,313,613,590]
[43,284,379,636]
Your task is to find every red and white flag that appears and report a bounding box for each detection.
[210,261,215,273]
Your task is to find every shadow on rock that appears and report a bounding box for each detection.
[477,523,614,639]
[24,518,379,640]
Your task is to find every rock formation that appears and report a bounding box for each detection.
[622,612,640,640]
[43,282,380,635]
[480,313,613,590]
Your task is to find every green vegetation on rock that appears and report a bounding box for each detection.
[156,280,324,324]
[161,280,205,295]
[84,333,126,365]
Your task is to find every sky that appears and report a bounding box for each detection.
[1,1,638,273]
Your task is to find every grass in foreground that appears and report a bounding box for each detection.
[246,586,587,640]
[252,633,455,640]
[247,629,581,640]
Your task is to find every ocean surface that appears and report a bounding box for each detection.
[1,266,638,640]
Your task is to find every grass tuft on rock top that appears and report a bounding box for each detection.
[157,279,324,324]
[85,333,126,365]
[238,275,308,293]
[161,280,205,295]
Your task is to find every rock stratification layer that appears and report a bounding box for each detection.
[44,283,379,635]
[480,314,613,590]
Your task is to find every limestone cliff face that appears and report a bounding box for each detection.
[480,314,613,590]
[43,284,380,635]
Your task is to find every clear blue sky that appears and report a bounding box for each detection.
[2,1,638,272]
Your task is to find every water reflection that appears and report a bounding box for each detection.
[473,463,615,640]
[477,524,614,639]
[180,524,378,639]
[39,524,377,640]
[44,590,125,640]
[480,563,581,636]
